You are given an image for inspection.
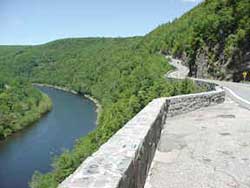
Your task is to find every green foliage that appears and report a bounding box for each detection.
[3,0,247,186]
[0,79,52,139]
[0,37,202,188]
[141,0,250,79]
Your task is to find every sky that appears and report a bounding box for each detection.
[0,0,203,45]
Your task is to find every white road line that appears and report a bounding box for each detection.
[223,86,250,105]
[167,56,250,108]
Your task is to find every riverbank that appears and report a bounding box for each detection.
[0,91,52,141]
[0,86,97,188]
[33,83,102,125]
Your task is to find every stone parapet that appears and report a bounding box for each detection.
[166,87,225,117]
[59,98,167,188]
[59,85,225,188]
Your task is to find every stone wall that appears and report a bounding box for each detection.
[59,85,225,188]
[167,77,217,91]
[59,98,168,188]
[193,79,217,91]
[166,87,225,117]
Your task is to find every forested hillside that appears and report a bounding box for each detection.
[0,37,202,188]
[0,79,51,139]
[1,0,248,186]
[3,0,248,186]
[142,0,250,81]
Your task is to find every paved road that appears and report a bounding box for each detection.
[145,98,250,188]
[166,57,189,79]
[167,57,250,108]
[145,57,250,188]
[203,80,250,108]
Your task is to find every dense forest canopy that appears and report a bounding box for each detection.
[1,0,249,187]
[141,0,250,81]
[0,37,201,188]
[0,78,51,139]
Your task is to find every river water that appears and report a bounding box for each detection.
[0,86,97,188]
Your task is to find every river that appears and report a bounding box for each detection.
[0,86,97,188]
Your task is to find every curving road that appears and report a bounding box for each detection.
[145,57,250,188]
[166,57,189,79]
[167,56,250,109]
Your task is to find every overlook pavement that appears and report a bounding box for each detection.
[145,57,250,188]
